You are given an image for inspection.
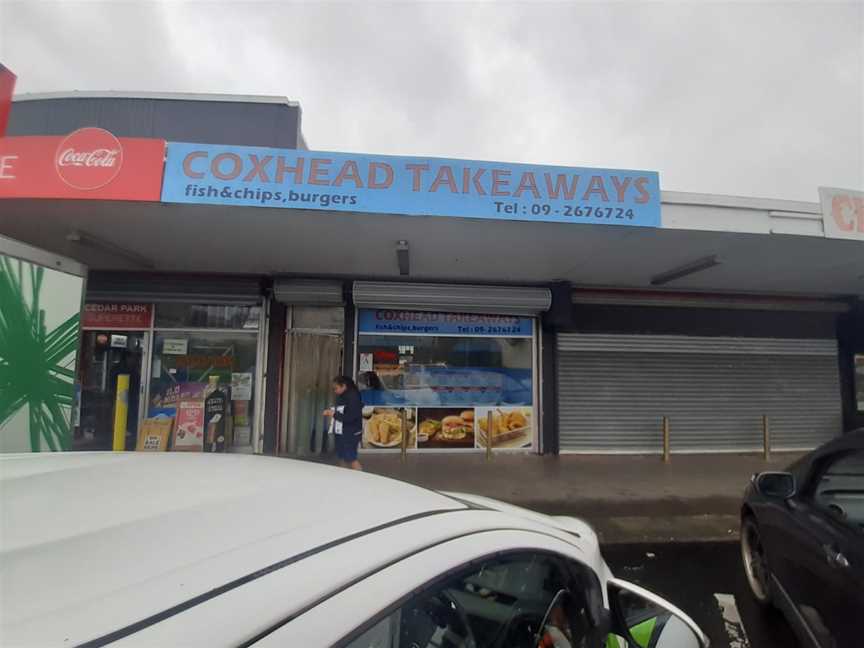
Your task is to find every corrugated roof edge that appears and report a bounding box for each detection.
[12,91,301,108]
[662,190,820,214]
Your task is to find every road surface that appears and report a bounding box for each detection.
[603,541,799,648]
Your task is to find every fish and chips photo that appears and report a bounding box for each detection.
[476,406,533,448]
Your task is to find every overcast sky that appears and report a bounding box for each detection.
[2,1,862,202]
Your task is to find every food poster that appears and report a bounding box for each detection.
[204,387,228,452]
[417,408,476,449]
[148,382,207,417]
[173,399,205,451]
[362,407,416,449]
[136,417,173,451]
[475,406,533,449]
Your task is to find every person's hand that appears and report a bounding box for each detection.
[323,408,334,417]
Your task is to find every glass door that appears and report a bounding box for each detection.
[75,331,147,450]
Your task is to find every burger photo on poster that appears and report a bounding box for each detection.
[417,408,475,449]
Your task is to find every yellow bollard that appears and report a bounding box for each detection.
[662,416,670,463]
[762,415,771,461]
[486,411,494,460]
[112,374,130,451]
[400,408,408,461]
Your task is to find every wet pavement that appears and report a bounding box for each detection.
[358,452,802,543]
[603,541,800,648]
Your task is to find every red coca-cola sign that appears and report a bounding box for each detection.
[1,134,164,201]
[54,127,124,190]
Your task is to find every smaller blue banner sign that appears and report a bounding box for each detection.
[358,309,533,337]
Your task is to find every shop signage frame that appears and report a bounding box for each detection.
[0,130,165,201]
[161,142,662,227]
[818,187,864,241]
[82,302,154,330]
[357,309,534,338]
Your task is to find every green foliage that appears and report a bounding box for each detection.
[0,257,79,451]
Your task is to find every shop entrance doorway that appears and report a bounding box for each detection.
[281,332,343,456]
[75,331,147,450]
[279,306,345,456]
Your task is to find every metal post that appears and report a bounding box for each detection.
[113,374,130,451]
[662,416,670,463]
[486,411,494,460]
[400,408,408,461]
[762,415,771,461]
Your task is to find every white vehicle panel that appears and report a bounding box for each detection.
[111,511,596,647]
[444,491,613,591]
[255,529,603,647]
[0,454,462,646]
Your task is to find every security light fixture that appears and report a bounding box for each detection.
[650,255,720,286]
[396,240,410,276]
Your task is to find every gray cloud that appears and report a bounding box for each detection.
[2,0,861,201]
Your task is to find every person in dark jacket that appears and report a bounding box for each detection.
[323,375,364,470]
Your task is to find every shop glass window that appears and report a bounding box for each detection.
[357,335,533,407]
[154,303,260,329]
[344,553,595,648]
[147,332,258,451]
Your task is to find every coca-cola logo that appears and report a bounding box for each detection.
[55,128,124,190]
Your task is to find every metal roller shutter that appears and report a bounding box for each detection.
[557,334,842,453]
[353,281,551,316]
[273,279,344,305]
[86,272,264,304]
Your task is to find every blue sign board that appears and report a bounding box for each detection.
[161,142,661,227]
[357,309,533,337]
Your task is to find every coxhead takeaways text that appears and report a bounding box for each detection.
[181,150,654,204]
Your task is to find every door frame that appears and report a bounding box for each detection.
[279,305,345,455]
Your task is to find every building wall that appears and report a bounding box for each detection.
[9,95,304,148]
[569,303,839,339]
[838,300,864,431]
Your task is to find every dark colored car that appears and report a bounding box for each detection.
[740,429,864,648]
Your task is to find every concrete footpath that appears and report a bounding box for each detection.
[357,452,803,544]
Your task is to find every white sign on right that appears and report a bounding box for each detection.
[162,338,189,355]
[819,187,864,241]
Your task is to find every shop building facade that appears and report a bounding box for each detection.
[1,92,862,457]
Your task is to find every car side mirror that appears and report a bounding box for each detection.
[754,471,796,499]
[608,578,709,648]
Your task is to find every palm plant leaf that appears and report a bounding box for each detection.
[0,256,80,451]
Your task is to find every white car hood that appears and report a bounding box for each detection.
[442,491,615,591]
